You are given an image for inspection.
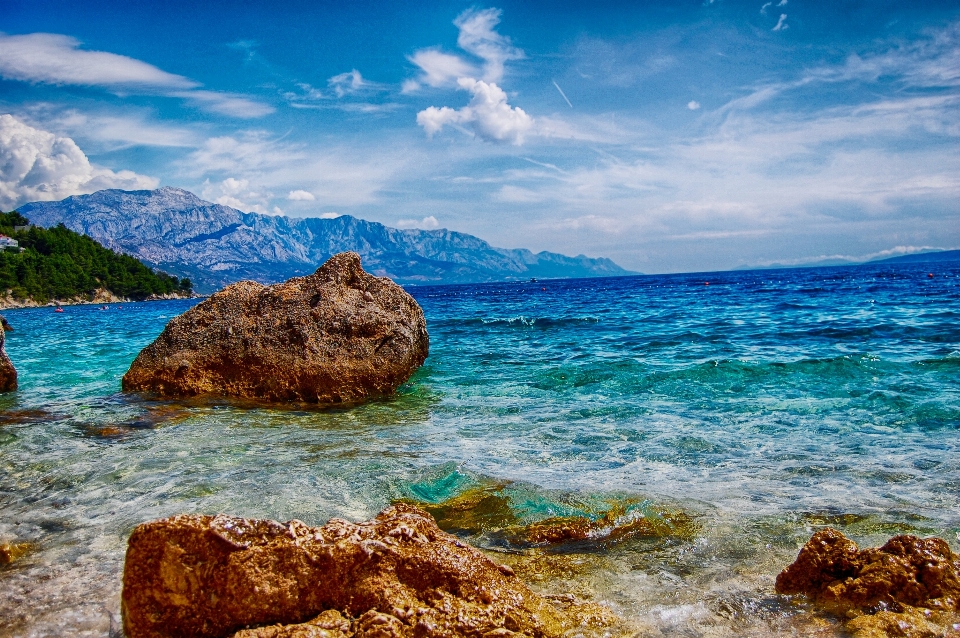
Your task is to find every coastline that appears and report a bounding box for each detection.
[0,288,200,311]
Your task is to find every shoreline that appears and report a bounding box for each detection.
[0,288,201,311]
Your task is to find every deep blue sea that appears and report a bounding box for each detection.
[1,262,959,636]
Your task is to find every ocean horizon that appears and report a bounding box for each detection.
[1,260,958,636]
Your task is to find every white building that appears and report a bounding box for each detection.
[0,235,19,249]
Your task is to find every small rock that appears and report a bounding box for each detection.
[0,542,34,565]
[0,321,17,392]
[0,315,13,331]
[776,528,960,612]
[121,252,428,403]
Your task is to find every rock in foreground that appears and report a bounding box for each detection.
[121,503,577,638]
[776,528,960,612]
[0,324,16,392]
[777,528,960,637]
[122,252,428,403]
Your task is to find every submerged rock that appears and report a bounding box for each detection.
[0,323,16,392]
[395,465,698,551]
[121,252,428,403]
[777,528,960,636]
[0,542,34,566]
[121,503,597,638]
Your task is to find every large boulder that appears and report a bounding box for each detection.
[121,503,580,638]
[0,324,16,392]
[121,252,428,403]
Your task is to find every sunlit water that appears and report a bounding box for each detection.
[1,263,958,637]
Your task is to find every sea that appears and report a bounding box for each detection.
[1,261,958,637]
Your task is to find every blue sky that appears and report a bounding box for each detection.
[1,0,958,273]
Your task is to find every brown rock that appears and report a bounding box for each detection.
[0,323,16,392]
[776,528,960,612]
[845,606,941,638]
[121,252,428,403]
[0,542,34,565]
[121,503,574,638]
[0,315,12,331]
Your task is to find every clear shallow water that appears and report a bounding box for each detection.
[1,263,959,636]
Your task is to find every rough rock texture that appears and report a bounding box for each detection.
[121,252,428,402]
[776,528,960,612]
[122,503,578,638]
[0,315,12,331]
[845,606,942,638]
[0,325,16,392]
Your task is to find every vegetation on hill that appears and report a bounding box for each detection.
[0,211,192,303]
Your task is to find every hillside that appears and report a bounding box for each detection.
[18,188,634,292]
[870,250,960,264]
[0,210,192,305]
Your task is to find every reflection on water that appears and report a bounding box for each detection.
[1,263,959,636]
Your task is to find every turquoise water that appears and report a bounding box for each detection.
[1,263,959,636]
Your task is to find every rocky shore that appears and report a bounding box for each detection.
[121,503,615,638]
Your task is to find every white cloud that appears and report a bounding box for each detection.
[0,114,157,210]
[287,189,315,201]
[453,8,524,83]
[760,2,772,15]
[407,49,477,88]
[318,212,341,219]
[772,14,789,31]
[0,33,196,90]
[688,100,701,110]
[200,177,278,214]
[30,108,197,150]
[417,77,533,144]
[778,0,787,5]
[174,90,274,118]
[396,216,440,230]
[328,70,365,97]
[0,32,272,118]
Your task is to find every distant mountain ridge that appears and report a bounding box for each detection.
[18,188,633,292]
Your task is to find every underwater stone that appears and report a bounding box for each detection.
[776,527,960,612]
[0,322,16,392]
[121,252,428,403]
[121,503,578,638]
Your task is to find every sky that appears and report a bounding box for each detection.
[1,0,958,273]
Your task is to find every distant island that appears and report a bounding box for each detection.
[736,249,960,271]
[0,210,192,308]
[18,188,635,293]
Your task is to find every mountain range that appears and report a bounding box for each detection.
[18,188,633,292]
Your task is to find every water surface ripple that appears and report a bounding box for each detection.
[1,263,958,636]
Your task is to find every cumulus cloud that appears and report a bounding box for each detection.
[0,32,272,118]
[407,49,477,89]
[417,77,533,144]
[688,100,701,110]
[287,189,315,201]
[454,8,524,83]
[200,176,281,214]
[0,114,157,210]
[396,216,439,230]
